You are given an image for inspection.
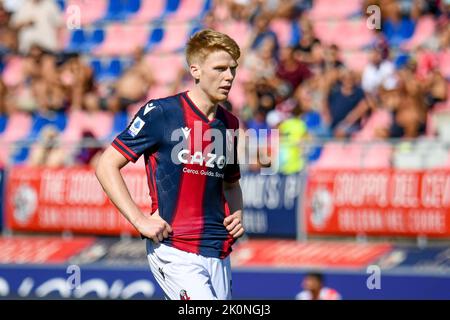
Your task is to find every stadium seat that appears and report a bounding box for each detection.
[163,0,180,15]
[2,56,24,87]
[146,54,184,84]
[146,26,165,51]
[95,24,149,56]
[217,21,251,49]
[104,0,127,21]
[308,0,362,20]
[150,23,191,53]
[167,0,207,22]
[0,112,32,143]
[125,0,141,14]
[270,19,293,48]
[66,0,107,26]
[402,15,436,50]
[130,0,166,23]
[334,19,374,50]
[67,29,87,52]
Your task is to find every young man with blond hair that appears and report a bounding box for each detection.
[96,29,244,300]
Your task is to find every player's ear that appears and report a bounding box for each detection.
[189,63,201,82]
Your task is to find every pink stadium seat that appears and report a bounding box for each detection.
[334,19,374,50]
[146,54,184,84]
[313,20,339,45]
[146,84,173,101]
[151,23,191,53]
[2,56,24,87]
[94,24,148,56]
[309,0,362,20]
[66,0,107,26]
[270,19,292,47]
[217,21,251,49]
[0,112,31,165]
[342,50,369,72]
[402,15,436,50]
[168,0,206,22]
[1,112,32,142]
[62,110,113,143]
[130,0,166,23]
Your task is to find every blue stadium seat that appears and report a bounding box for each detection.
[12,111,68,164]
[105,0,125,21]
[146,27,164,51]
[56,0,65,11]
[124,0,141,14]
[67,29,87,52]
[106,59,123,79]
[90,28,105,47]
[201,0,212,16]
[164,0,180,15]
[90,59,103,79]
[0,114,7,134]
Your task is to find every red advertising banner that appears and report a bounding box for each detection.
[232,240,392,268]
[0,236,96,264]
[5,166,152,235]
[304,169,450,237]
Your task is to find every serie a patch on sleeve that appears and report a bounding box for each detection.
[128,116,145,137]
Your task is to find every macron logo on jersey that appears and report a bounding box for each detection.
[128,116,145,137]
[181,127,191,139]
[144,102,156,115]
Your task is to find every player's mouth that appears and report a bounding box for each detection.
[219,86,231,92]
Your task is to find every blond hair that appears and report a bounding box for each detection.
[185,29,241,66]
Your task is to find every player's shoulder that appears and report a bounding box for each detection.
[139,92,184,119]
[216,104,240,129]
[151,92,184,110]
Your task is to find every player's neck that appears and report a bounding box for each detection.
[187,88,218,121]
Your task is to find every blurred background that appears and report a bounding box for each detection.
[0,0,449,299]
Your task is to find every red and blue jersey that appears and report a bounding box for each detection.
[112,91,240,258]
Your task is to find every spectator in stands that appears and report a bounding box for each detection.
[28,124,65,167]
[361,46,397,95]
[293,17,320,64]
[11,0,63,54]
[278,103,309,174]
[275,46,312,95]
[0,2,17,54]
[74,130,104,168]
[325,68,369,138]
[296,272,342,300]
[113,47,154,111]
[249,11,279,59]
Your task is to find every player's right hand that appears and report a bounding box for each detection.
[135,213,172,244]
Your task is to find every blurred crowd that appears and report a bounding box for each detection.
[0,0,449,173]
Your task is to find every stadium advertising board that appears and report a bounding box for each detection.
[240,172,303,238]
[304,169,450,237]
[5,167,151,235]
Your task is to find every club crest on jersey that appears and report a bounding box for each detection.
[128,116,145,137]
[180,289,190,300]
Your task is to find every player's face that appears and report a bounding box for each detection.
[194,50,238,103]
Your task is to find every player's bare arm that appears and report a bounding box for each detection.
[95,146,172,244]
[223,180,245,239]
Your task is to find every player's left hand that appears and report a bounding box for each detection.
[223,211,245,239]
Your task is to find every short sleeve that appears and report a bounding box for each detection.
[111,101,164,162]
